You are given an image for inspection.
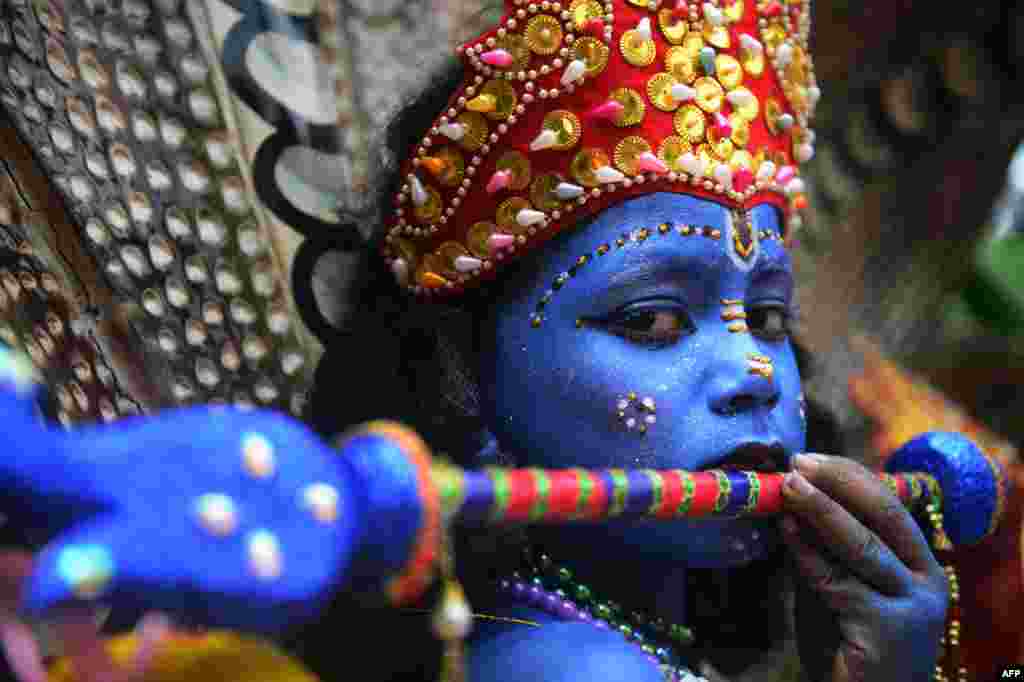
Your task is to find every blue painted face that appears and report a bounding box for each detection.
[478,192,806,568]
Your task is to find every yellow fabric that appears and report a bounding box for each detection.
[48,631,320,682]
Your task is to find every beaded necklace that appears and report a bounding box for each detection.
[497,552,706,682]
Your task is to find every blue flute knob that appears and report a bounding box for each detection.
[886,431,1009,547]
[0,344,433,632]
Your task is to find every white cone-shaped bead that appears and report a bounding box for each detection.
[555,182,585,200]
[788,214,803,233]
[561,59,586,86]
[454,255,483,273]
[785,178,806,195]
[726,89,753,108]
[703,3,725,25]
[595,166,625,184]
[776,43,794,68]
[439,123,465,141]
[808,85,822,108]
[671,83,697,103]
[530,129,558,151]
[516,208,547,226]
[777,113,795,131]
[795,143,814,164]
[391,258,410,286]
[636,17,652,41]
[756,161,777,183]
[713,163,733,190]
[409,174,428,207]
[679,152,704,177]
[739,34,763,54]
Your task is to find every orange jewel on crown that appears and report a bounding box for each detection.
[383,0,820,296]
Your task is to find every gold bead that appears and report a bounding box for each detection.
[570,148,612,187]
[466,222,497,259]
[496,151,532,191]
[572,37,611,77]
[530,173,564,211]
[702,23,731,49]
[657,9,688,44]
[666,45,699,84]
[412,185,443,223]
[674,104,707,143]
[614,136,654,175]
[716,54,743,89]
[694,77,725,112]
[436,241,471,280]
[455,111,489,152]
[480,80,517,121]
[496,197,533,234]
[609,88,647,127]
[620,30,657,67]
[543,110,583,150]
[525,15,563,55]
[729,86,759,120]
[648,72,682,112]
[569,0,604,30]
[658,135,692,170]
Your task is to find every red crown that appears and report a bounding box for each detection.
[382,0,818,296]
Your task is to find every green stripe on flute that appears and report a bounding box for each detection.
[713,471,731,513]
[908,474,923,504]
[678,471,695,516]
[575,469,593,519]
[881,474,899,498]
[436,466,466,520]
[489,469,510,521]
[609,469,629,517]
[530,469,551,521]
[645,470,664,515]
[744,471,760,512]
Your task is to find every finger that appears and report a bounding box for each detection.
[52,606,120,682]
[780,515,872,613]
[0,619,47,682]
[128,612,172,680]
[794,453,936,575]
[0,552,33,608]
[782,472,914,595]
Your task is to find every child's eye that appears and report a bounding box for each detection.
[590,302,697,348]
[747,305,791,341]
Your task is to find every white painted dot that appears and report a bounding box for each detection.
[194,493,237,536]
[246,530,282,580]
[302,483,339,524]
[242,433,275,478]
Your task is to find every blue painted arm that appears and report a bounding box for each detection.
[0,347,428,634]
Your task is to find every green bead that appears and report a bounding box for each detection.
[670,624,695,646]
[655,647,670,662]
[618,624,634,639]
[607,600,623,616]
[554,588,568,600]
[594,603,612,620]
[558,567,573,584]
[641,644,656,656]
[574,584,592,603]
[531,577,544,589]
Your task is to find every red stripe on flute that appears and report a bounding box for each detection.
[894,474,909,501]
[755,473,785,515]
[506,469,539,520]
[584,470,610,520]
[657,471,685,519]
[547,470,582,520]
[690,472,720,516]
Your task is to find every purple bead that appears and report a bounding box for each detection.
[593,619,610,630]
[577,611,594,624]
[527,585,544,606]
[512,581,527,598]
[543,592,561,612]
[498,579,511,592]
[646,655,660,667]
[556,600,579,620]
